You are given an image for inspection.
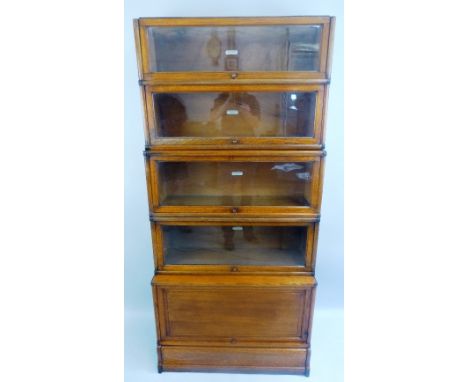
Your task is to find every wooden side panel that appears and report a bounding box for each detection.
[160,346,307,374]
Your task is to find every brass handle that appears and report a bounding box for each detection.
[230,72,238,79]
[231,207,238,213]
[231,139,239,144]
[231,266,239,272]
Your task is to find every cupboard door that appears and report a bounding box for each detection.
[144,84,324,149]
[151,221,318,272]
[153,274,316,346]
[145,152,324,216]
[135,17,333,81]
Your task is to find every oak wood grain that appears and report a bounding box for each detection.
[134,15,334,376]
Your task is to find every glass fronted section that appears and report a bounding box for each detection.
[158,161,313,207]
[152,91,317,139]
[163,225,307,266]
[147,25,322,72]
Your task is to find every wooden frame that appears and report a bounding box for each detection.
[133,16,334,376]
[150,220,320,274]
[152,274,316,374]
[144,150,326,218]
[134,16,334,84]
[143,83,326,150]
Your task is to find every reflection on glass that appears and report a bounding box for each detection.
[163,225,307,266]
[158,162,313,206]
[147,25,322,72]
[153,92,316,139]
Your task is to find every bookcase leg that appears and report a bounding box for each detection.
[157,345,162,373]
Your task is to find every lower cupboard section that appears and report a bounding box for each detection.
[152,274,317,374]
[159,346,309,375]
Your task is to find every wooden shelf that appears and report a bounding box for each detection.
[161,195,309,206]
[166,248,304,266]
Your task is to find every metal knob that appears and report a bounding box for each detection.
[231,207,238,213]
[231,266,239,272]
[231,139,239,144]
[230,72,238,79]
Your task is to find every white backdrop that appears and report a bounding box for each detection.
[124,1,343,381]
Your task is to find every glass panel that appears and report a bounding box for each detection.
[147,25,322,72]
[163,225,307,266]
[158,162,313,206]
[153,92,316,139]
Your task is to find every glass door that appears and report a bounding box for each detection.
[152,222,318,272]
[144,84,324,149]
[146,25,322,73]
[145,152,324,216]
[135,17,333,81]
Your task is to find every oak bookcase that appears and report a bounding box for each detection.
[133,16,335,375]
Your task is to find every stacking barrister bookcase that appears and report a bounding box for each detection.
[133,16,335,375]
